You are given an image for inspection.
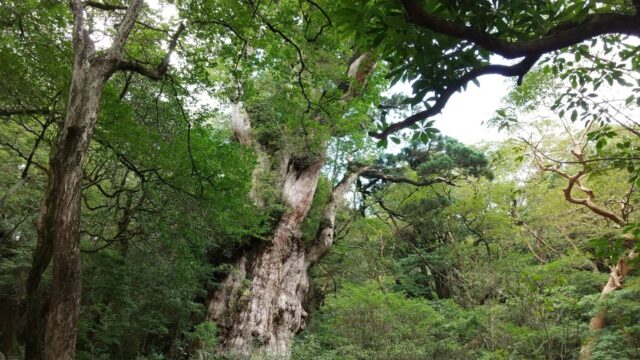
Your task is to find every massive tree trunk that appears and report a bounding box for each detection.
[206,160,366,357]
[207,103,320,356]
[206,104,367,357]
[205,48,374,357]
[207,156,324,356]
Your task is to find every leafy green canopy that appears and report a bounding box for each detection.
[0,1,264,358]
[332,0,639,141]
[176,0,386,154]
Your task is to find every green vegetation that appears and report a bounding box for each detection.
[0,1,639,359]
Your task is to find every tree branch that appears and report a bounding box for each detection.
[362,169,457,187]
[399,0,640,59]
[369,55,539,139]
[563,170,626,225]
[116,22,186,79]
[84,1,128,11]
[306,165,371,264]
[527,140,628,226]
[107,0,145,60]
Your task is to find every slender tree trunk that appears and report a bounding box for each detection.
[23,40,108,360]
[579,251,638,360]
[41,61,106,359]
[19,1,157,358]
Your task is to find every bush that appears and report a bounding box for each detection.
[293,283,476,359]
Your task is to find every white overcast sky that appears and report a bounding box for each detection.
[432,76,510,144]
[390,76,510,145]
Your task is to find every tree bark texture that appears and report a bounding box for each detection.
[205,50,375,357]
[24,36,109,360]
[23,1,148,358]
[207,154,325,357]
[41,70,107,360]
[579,251,638,360]
[23,192,54,360]
[207,104,368,357]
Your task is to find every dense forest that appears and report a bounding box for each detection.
[1,0,639,359]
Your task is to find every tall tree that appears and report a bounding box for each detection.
[175,1,385,355]
[17,1,185,358]
[499,67,640,358]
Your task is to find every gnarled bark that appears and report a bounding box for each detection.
[206,46,376,358]
[208,103,373,357]
[206,159,367,357]
[207,155,324,357]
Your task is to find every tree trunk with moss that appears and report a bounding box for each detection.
[206,98,369,357]
[207,155,323,356]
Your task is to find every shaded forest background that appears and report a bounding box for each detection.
[1,1,640,359]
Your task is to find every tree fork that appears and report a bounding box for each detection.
[22,0,183,358]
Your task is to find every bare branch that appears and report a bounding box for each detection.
[361,169,457,187]
[526,140,628,226]
[563,170,626,225]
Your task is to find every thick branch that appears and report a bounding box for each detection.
[306,165,371,264]
[361,169,457,187]
[116,22,185,79]
[71,0,94,58]
[528,142,627,226]
[231,102,253,146]
[369,55,539,139]
[400,0,640,59]
[84,1,128,11]
[107,0,144,60]
[563,170,626,225]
